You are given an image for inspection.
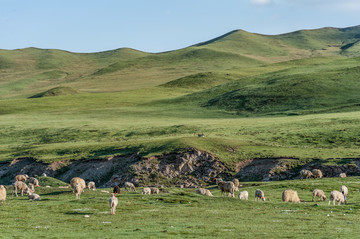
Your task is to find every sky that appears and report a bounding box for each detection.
[0,0,359,53]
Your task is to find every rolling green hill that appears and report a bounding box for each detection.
[1,25,360,164]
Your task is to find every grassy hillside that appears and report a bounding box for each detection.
[2,177,360,238]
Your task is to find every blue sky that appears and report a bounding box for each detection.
[0,0,359,53]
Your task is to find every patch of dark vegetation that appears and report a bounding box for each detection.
[29,86,78,98]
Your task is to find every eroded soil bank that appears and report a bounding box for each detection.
[1,149,359,187]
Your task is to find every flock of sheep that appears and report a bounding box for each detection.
[0,168,351,216]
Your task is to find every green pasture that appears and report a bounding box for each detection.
[1,177,360,238]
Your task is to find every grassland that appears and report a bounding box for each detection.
[1,25,360,166]
[2,176,360,238]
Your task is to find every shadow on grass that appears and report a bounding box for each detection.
[41,191,71,196]
[64,212,95,215]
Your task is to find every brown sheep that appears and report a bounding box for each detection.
[15,174,29,182]
[312,169,323,179]
[300,169,313,179]
[28,177,39,187]
[70,177,86,191]
[113,185,121,195]
[150,187,159,195]
[328,190,345,205]
[282,189,301,203]
[218,181,235,197]
[12,181,32,197]
[196,188,213,197]
[312,189,326,201]
[0,185,6,204]
[255,189,266,201]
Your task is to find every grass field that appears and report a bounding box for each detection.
[1,176,360,238]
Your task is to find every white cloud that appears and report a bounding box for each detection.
[250,0,272,6]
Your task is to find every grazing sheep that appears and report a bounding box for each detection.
[87,181,96,191]
[73,183,83,199]
[339,173,347,178]
[150,187,160,195]
[328,190,345,205]
[109,193,118,215]
[15,174,29,182]
[0,185,6,204]
[255,189,266,201]
[312,169,323,179]
[28,177,39,187]
[312,189,326,201]
[282,189,300,203]
[218,181,235,197]
[28,192,41,201]
[12,181,31,197]
[232,179,240,191]
[113,185,121,194]
[196,188,213,197]
[300,169,313,179]
[341,185,348,202]
[141,187,151,195]
[70,177,86,192]
[124,182,136,192]
[238,191,248,200]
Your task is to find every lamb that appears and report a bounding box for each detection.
[238,191,248,200]
[109,193,118,215]
[113,185,121,194]
[141,187,151,195]
[300,169,313,179]
[255,189,266,201]
[15,174,29,182]
[70,177,86,191]
[328,190,345,205]
[124,182,136,192]
[28,192,41,201]
[341,185,348,202]
[339,173,347,178]
[150,187,159,195]
[218,181,235,197]
[12,181,32,197]
[196,188,213,197]
[312,189,326,201]
[312,169,323,179]
[73,183,83,199]
[0,185,6,204]
[232,179,240,191]
[282,189,301,203]
[28,177,39,187]
[87,181,96,191]
[41,173,47,177]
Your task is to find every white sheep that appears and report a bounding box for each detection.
[0,185,6,204]
[15,174,29,182]
[41,173,47,177]
[312,169,323,179]
[87,181,96,191]
[339,173,346,178]
[255,189,266,201]
[124,182,136,192]
[28,192,41,201]
[73,183,83,199]
[340,185,348,202]
[196,188,213,197]
[12,181,32,197]
[300,169,313,179]
[70,177,86,192]
[328,190,345,205]
[218,181,235,197]
[150,187,159,195]
[282,189,300,203]
[141,187,151,195]
[238,191,248,200]
[109,193,118,215]
[312,189,326,201]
